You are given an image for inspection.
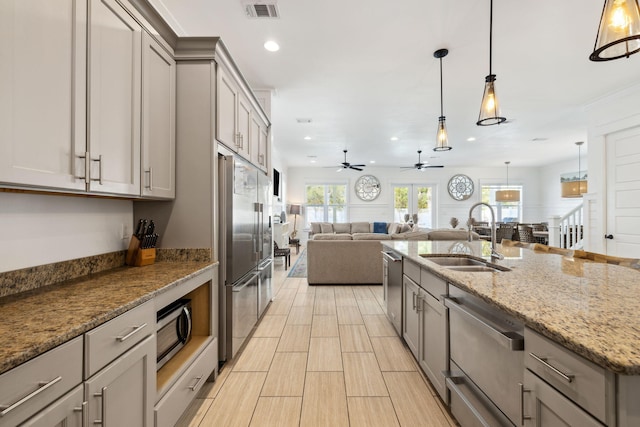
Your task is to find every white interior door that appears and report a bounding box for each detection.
[392,184,435,228]
[605,126,640,257]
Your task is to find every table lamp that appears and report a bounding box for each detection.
[289,204,301,238]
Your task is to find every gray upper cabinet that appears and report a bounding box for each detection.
[216,65,239,151]
[0,0,87,191]
[88,0,142,196]
[141,31,176,199]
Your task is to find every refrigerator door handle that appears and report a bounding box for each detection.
[232,272,259,292]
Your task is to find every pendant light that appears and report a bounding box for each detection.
[495,161,520,202]
[562,142,588,198]
[477,0,506,126]
[590,0,640,61]
[433,48,452,151]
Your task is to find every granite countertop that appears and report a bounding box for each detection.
[382,240,640,375]
[0,261,215,375]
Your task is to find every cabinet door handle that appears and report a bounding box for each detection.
[188,375,204,391]
[90,155,103,185]
[0,376,62,416]
[519,382,531,425]
[145,167,153,190]
[412,292,417,310]
[529,352,575,383]
[75,152,90,183]
[115,323,148,342]
[93,386,107,425]
[416,295,423,313]
[74,401,89,426]
[259,154,264,165]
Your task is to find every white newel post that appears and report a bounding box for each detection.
[548,215,561,248]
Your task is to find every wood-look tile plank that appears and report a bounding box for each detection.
[282,278,300,289]
[342,352,388,396]
[383,372,453,427]
[249,397,302,427]
[339,324,373,352]
[287,306,314,325]
[369,285,384,303]
[356,298,385,315]
[293,292,315,307]
[370,337,418,372]
[267,297,294,315]
[333,287,355,297]
[335,294,359,307]
[233,338,279,372]
[253,315,287,338]
[201,372,267,427]
[314,286,336,298]
[363,315,398,337]
[296,281,315,295]
[336,305,364,325]
[300,372,349,427]
[277,325,311,352]
[275,287,298,300]
[261,352,307,396]
[352,286,375,300]
[314,296,337,315]
[311,315,339,337]
[347,397,401,427]
[307,337,342,371]
[174,398,213,427]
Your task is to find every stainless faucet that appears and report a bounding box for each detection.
[468,202,504,261]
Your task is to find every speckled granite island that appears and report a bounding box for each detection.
[383,239,640,375]
[383,239,640,427]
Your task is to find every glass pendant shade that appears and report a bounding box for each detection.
[477,75,506,126]
[590,0,640,61]
[495,161,520,202]
[434,116,452,151]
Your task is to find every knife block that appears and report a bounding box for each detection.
[126,236,156,267]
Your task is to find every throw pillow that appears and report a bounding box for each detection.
[333,223,351,234]
[310,222,321,235]
[388,223,400,234]
[399,224,412,233]
[320,223,334,234]
[373,222,387,233]
[351,222,370,233]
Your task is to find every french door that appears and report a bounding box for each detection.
[392,184,435,228]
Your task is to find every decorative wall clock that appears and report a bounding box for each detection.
[355,175,381,201]
[448,174,474,201]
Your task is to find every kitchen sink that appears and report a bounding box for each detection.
[420,256,510,272]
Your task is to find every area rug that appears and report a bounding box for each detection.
[287,249,307,278]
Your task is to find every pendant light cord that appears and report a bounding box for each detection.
[439,57,444,116]
[489,0,493,76]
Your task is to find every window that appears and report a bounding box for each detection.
[305,183,347,227]
[480,185,523,222]
[392,184,435,228]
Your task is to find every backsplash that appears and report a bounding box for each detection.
[0,248,212,299]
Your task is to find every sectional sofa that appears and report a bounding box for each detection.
[306,222,478,285]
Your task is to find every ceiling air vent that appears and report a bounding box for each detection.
[244,2,280,18]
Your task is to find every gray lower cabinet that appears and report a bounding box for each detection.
[418,291,448,403]
[524,369,604,427]
[85,334,155,427]
[20,385,84,427]
[402,274,420,358]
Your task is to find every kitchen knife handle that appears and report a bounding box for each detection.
[145,167,153,190]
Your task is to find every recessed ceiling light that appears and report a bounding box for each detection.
[467,137,476,142]
[304,136,311,140]
[296,118,312,123]
[390,137,399,141]
[264,40,280,52]
[370,160,376,164]
[310,159,316,163]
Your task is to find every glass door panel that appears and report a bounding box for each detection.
[393,185,434,228]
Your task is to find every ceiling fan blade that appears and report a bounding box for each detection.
[350,164,366,167]
[422,165,444,168]
[350,166,363,171]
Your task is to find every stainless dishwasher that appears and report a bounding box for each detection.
[445,285,525,427]
[382,250,402,336]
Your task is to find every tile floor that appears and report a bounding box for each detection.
[176,249,458,427]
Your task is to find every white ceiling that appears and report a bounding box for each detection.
[149,0,640,169]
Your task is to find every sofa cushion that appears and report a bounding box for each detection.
[320,223,334,234]
[333,223,351,234]
[373,222,387,233]
[310,222,322,234]
[428,229,479,240]
[351,222,370,233]
[314,233,353,240]
[353,232,392,240]
[391,230,431,240]
[388,223,401,234]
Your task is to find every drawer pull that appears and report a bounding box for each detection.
[519,382,531,425]
[188,375,204,391]
[0,376,62,417]
[529,352,575,383]
[116,323,148,342]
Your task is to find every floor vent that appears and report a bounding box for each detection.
[244,3,280,18]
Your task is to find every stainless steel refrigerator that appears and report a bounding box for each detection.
[218,148,273,362]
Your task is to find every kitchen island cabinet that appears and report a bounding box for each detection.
[384,240,640,427]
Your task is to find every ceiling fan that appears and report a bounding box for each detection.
[332,149,366,171]
[401,150,444,171]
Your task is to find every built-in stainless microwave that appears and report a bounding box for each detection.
[156,298,192,370]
